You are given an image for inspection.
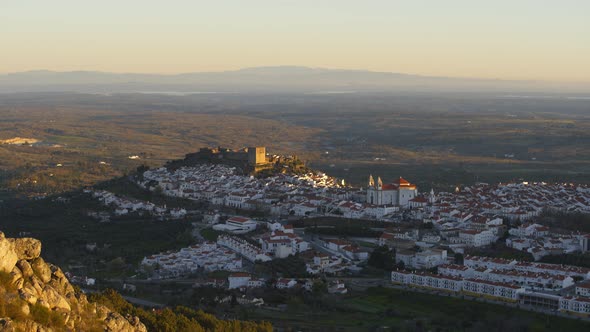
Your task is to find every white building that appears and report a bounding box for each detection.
[213,216,258,234]
[395,249,447,269]
[247,278,266,288]
[391,270,463,292]
[462,278,525,301]
[228,272,251,289]
[276,278,298,289]
[323,239,368,261]
[217,235,271,262]
[459,229,496,247]
[259,230,310,258]
[437,264,473,278]
[575,281,590,297]
[366,176,418,207]
[559,296,590,314]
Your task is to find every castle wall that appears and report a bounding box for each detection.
[183,146,270,175]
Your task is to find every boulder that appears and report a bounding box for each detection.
[0,318,15,332]
[49,264,66,280]
[103,311,147,332]
[96,304,110,321]
[10,265,24,289]
[48,275,74,296]
[10,238,42,260]
[128,315,148,332]
[31,257,52,283]
[41,285,71,311]
[29,275,45,297]
[104,312,127,332]
[0,232,18,273]
[12,276,24,290]
[16,260,34,278]
[18,287,38,305]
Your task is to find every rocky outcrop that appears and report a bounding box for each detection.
[0,233,17,273]
[9,237,42,260]
[0,231,146,332]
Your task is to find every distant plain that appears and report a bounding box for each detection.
[1,91,590,196]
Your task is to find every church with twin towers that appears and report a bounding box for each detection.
[366,175,419,207]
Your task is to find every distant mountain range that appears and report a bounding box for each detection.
[1,66,588,94]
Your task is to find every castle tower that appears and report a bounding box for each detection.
[247,147,267,165]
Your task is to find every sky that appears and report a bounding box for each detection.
[1,0,589,82]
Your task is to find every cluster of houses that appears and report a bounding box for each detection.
[137,164,590,268]
[391,254,590,315]
[141,242,243,278]
[256,222,310,258]
[506,222,590,260]
[377,223,496,271]
[138,165,427,220]
[321,238,369,261]
[395,248,449,269]
[303,251,351,275]
[379,222,501,268]
[428,182,590,223]
[139,164,358,217]
[128,161,590,315]
[375,182,590,266]
[212,220,365,272]
[217,235,272,262]
[226,272,348,294]
[86,189,187,220]
[139,164,590,229]
[398,182,590,253]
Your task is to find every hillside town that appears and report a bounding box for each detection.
[93,148,590,319]
[86,189,187,220]
[136,162,590,257]
[138,164,590,223]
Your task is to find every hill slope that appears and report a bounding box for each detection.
[0,231,146,331]
[0,232,273,332]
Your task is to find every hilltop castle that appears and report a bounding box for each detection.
[183,146,271,173]
[367,175,418,207]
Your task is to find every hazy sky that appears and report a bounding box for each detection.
[1,0,589,81]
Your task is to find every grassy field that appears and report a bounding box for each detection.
[200,227,224,241]
[249,287,590,331]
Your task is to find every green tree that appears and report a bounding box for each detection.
[368,245,396,270]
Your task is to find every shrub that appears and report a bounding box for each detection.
[0,271,17,292]
[30,303,66,328]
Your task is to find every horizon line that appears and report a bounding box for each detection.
[2,66,589,85]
